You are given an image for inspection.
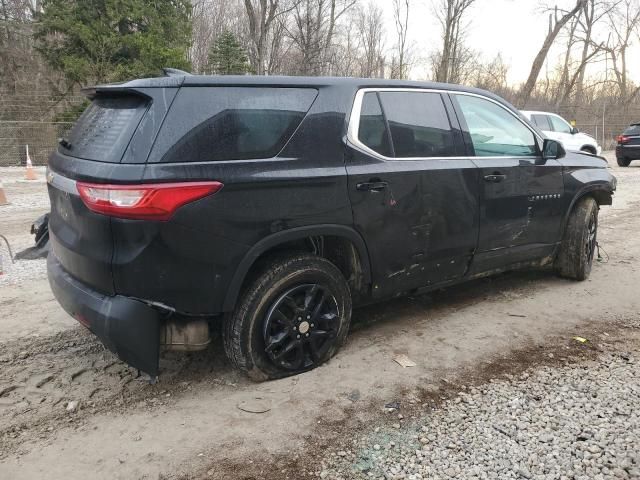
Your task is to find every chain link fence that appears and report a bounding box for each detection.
[526,102,640,151]
[576,123,631,150]
[0,89,84,167]
[0,121,74,167]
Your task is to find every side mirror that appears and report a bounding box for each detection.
[543,139,566,160]
[571,126,580,134]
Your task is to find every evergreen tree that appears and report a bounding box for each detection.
[35,0,192,86]
[208,31,250,75]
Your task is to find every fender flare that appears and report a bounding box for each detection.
[559,185,613,241]
[222,224,372,312]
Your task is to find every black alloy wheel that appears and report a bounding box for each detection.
[224,254,352,381]
[585,207,598,267]
[263,284,339,371]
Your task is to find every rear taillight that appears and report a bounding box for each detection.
[617,135,629,144]
[76,181,223,220]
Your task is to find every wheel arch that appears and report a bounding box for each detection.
[572,186,613,208]
[222,225,372,312]
[558,186,611,246]
[580,145,597,155]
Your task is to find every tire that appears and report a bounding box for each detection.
[617,157,631,167]
[223,254,352,381]
[555,197,598,281]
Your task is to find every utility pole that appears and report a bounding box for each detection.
[602,32,611,149]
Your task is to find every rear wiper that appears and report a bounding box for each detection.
[58,137,72,150]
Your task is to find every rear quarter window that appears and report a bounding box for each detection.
[150,87,318,163]
[358,92,392,157]
[63,95,148,163]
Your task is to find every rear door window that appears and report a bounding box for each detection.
[531,114,552,130]
[549,115,573,134]
[150,87,318,163]
[63,95,149,163]
[454,94,537,157]
[377,91,458,158]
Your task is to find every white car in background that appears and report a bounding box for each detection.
[521,110,602,155]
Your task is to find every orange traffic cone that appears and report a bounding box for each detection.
[0,181,8,205]
[25,145,38,181]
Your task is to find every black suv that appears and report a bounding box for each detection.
[47,75,616,380]
[616,123,640,166]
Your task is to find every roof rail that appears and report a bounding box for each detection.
[162,68,192,77]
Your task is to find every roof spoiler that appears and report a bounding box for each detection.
[80,69,191,96]
[163,68,192,77]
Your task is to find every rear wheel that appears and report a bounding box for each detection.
[555,197,598,281]
[223,254,352,381]
[617,157,632,167]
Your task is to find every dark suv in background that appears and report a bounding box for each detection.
[616,123,640,166]
[47,75,616,380]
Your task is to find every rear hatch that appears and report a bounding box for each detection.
[619,124,640,147]
[47,83,179,294]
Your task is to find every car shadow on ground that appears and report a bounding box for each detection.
[158,268,561,386]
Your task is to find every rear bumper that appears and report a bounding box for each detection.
[616,145,640,160]
[47,254,161,376]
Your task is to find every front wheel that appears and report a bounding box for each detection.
[223,254,352,381]
[555,197,598,281]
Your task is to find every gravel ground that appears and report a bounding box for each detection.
[4,158,640,479]
[319,325,640,480]
[0,166,48,286]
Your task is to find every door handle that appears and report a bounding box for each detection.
[356,181,388,192]
[483,174,507,183]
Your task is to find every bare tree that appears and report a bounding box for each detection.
[287,0,356,75]
[431,0,476,84]
[355,1,386,78]
[554,15,581,106]
[574,0,610,99]
[516,0,586,107]
[391,0,410,79]
[601,0,640,100]
[328,6,364,76]
[1,0,35,91]
[471,54,510,97]
[190,0,247,74]
[243,0,299,75]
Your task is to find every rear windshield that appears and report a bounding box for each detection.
[623,124,640,135]
[62,95,148,163]
[149,87,318,163]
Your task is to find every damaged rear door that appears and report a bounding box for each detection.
[346,88,480,298]
[450,93,564,273]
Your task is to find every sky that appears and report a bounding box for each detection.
[371,0,640,85]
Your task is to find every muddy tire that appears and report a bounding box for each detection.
[223,254,352,381]
[555,197,598,281]
[617,157,631,167]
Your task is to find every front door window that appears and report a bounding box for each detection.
[549,115,573,134]
[454,95,537,157]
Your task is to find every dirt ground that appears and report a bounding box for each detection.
[1,156,639,479]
